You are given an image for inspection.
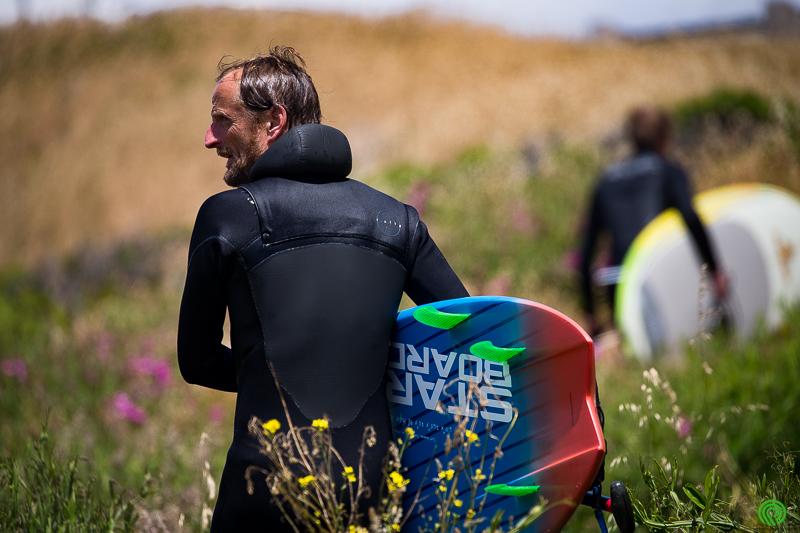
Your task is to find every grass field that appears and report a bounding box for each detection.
[1,8,800,533]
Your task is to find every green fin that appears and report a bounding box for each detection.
[413,306,470,329]
[469,341,525,363]
[485,484,540,496]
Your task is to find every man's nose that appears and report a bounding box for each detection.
[205,125,221,149]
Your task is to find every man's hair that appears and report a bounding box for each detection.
[627,106,672,152]
[217,46,322,130]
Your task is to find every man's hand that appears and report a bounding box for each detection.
[712,269,730,302]
[585,314,601,338]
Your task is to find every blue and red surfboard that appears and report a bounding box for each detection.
[388,296,605,532]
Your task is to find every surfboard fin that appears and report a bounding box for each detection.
[413,306,470,329]
[485,484,540,496]
[469,341,525,363]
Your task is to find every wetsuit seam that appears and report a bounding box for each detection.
[188,235,236,268]
[238,185,267,245]
[329,366,388,429]
[249,242,407,273]
[241,234,261,253]
[261,233,406,256]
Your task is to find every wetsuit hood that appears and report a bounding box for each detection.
[249,124,352,183]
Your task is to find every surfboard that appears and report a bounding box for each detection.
[387,296,604,532]
[616,184,800,360]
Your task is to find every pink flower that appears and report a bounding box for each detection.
[485,274,512,296]
[1,358,28,383]
[406,182,431,217]
[209,404,226,425]
[562,249,582,270]
[676,415,692,438]
[131,356,172,387]
[95,332,115,363]
[510,202,534,234]
[111,392,147,425]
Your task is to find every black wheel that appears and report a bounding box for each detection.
[610,481,635,533]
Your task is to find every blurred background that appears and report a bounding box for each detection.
[1,1,799,531]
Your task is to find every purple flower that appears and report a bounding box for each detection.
[1,358,28,383]
[510,202,534,234]
[405,182,431,217]
[95,332,115,363]
[485,274,512,296]
[111,392,147,425]
[676,415,692,438]
[131,356,172,387]
[562,249,582,270]
[209,404,226,425]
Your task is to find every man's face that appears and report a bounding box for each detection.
[204,70,269,187]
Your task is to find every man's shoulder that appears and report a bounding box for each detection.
[348,179,419,222]
[196,188,253,219]
[190,188,258,250]
[602,152,665,183]
[661,158,688,178]
[348,178,404,203]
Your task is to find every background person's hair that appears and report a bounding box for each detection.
[217,46,322,130]
[627,105,672,152]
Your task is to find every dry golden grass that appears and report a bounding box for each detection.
[1,9,799,265]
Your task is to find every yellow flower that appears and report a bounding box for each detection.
[262,419,281,435]
[438,469,455,481]
[387,471,409,492]
[312,419,329,430]
[298,475,316,488]
[439,484,447,492]
[474,468,486,481]
[392,525,401,531]
[454,499,463,508]
[465,430,479,443]
[404,427,415,439]
[467,509,476,520]
[390,471,407,485]
[342,466,357,483]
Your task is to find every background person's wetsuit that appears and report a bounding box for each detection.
[580,150,719,318]
[177,125,468,532]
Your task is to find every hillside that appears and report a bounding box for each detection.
[1,8,800,265]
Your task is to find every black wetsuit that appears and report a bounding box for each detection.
[177,124,468,531]
[579,150,718,316]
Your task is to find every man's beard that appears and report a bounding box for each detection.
[220,136,265,188]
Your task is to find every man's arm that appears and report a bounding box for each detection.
[177,204,239,393]
[579,185,603,325]
[403,207,469,305]
[665,165,728,299]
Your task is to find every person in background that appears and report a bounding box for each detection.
[177,46,468,532]
[579,105,728,336]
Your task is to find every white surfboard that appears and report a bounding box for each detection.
[616,184,800,359]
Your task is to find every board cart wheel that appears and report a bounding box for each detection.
[610,481,635,533]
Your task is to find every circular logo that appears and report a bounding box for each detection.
[377,210,402,236]
[758,500,787,526]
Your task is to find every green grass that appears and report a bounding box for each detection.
[0,430,155,532]
[0,239,229,532]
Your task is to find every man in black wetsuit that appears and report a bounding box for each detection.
[177,47,468,531]
[579,106,727,336]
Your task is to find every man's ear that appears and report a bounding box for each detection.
[265,105,288,147]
